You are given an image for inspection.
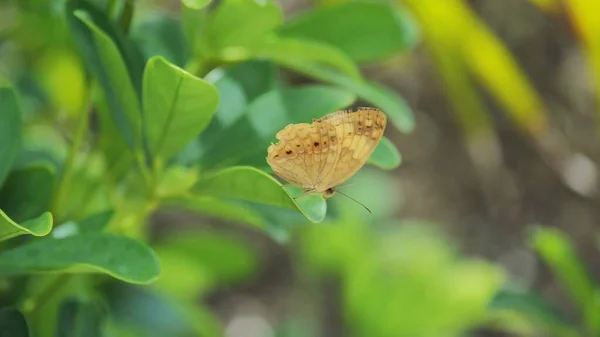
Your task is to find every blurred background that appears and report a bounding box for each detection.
[3,0,600,336]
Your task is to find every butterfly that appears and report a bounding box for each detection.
[266,107,387,211]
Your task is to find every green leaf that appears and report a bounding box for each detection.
[254,37,361,80]
[154,232,258,298]
[67,11,142,151]
[0,211,53,242]
[285,64,415,132]
[52,210,114,238]
[57,300,105,337]
[0,85,22,186]
[143,56,219,162]
[206,0,283,59]
[66,1,145,95]
[102,283,211,337]
[182,0,212,10]
[0,164,55,223]
[0,307,29,337]
[280,1,419,63]
[530,226,600,333]
[489,285,578,337]
[199,85,356,168]
[169,196,265,228]
[131,13,190,68]
[0,233,160,284]
[367,136,402,169]
[193,166,326,223]
[224,60,279,101]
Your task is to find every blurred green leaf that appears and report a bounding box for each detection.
[154,232,258,298]
[0,85,22,186]
[102,283,213,337]
[0,233,160,284]
[131,13,190,67]
[66,0,146,95]
[206,0,282,60]
[193,166,326,223]
[280,1,418,63]
[561,1,600,131]
[155,166,199,198]
[181,0,209,59]
[57,300,105,337]
[67,11,142,151]
[199,85,356,168]
[403,0,547,136]
[52,210,114,238]
[143,56,219,162]
[183,0,212,10]
[368,137,402,169]
[0,307,29,337]
[169,196,265,228]
[14,124,68,173]
[285,64,415,132]
[224,60,279,101]
[77,209,113,233]
[0,164,55,223]
[254,37,361,80]
[302,222,504,337]
[530,226,600,334]
[0,211,52,242]
[489,285,578,337]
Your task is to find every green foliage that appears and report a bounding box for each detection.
[0,307,29,337]
[1,0,583,336]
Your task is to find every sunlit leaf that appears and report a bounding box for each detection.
[254,37,361,80]
[193,166,326,223]
[0,211,52,242]
[143,56,219,162]
[182,0,212,10]
[206,0,282,60]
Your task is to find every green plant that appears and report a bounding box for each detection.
[2,1,587,337]
[0,0,417,335]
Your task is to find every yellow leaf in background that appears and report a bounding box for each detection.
[527,0,561,13]
[463,19,548,135]
[399,0,548,137]
[562,0,600,130]
[403,0,491,138]
[35,49,87,116]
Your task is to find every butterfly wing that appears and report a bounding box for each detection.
[266,121,338,190]
[313,107,387,191]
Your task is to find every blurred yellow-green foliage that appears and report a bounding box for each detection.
[2,0,600,337]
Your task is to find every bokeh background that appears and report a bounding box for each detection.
[3,0,600,336]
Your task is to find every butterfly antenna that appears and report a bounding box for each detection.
[335,190,372,214]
